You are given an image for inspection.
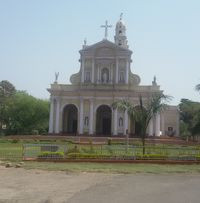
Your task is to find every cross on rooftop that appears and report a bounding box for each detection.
[101,20,112,39]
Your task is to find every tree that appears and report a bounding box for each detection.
[195,84,200,92]
[6,91,49,135]
[0,80,16,98]
[112,93,170,154]
[0,80,16,133]
[179,99,200,140]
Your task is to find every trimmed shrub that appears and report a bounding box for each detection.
[136,154,168,160]
[66,152,111,159]
[37,151,64,159]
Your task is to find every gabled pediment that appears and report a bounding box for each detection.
[79,39,132,55]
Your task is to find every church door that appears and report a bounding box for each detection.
[63,104,78,134]
[96,105,112,135]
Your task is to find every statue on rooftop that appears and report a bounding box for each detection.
[54,72,59,84]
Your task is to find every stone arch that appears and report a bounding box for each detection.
[96,105,112,135]
[62,104,78,134]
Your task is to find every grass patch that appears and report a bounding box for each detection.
[22,161,200,174]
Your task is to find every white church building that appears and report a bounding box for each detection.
[47,16,179,137]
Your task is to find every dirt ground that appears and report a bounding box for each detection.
[0,165,116,203]
[1,165,200,203]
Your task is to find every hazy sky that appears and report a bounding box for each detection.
[0,0,200,105]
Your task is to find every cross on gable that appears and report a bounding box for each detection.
[101,20,112,39]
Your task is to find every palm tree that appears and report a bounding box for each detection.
[112,93,171,155]
[195,84,200,92]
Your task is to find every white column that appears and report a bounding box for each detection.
[161,113,165,136]
[125,59,129,84]
[48,98,54,133]
[97,65,99,84]
[148,118,153,136]
[108,66,111,84]
[55,98,60,134]
[81,58,85,83]
[113,108,118,135]
[115,58,119,84]
[79,98,84,134]
[123,110,128,135]
[155,113,161,136]
[89,99,94,135]
[91,58,95,83]
[110,65,113,84]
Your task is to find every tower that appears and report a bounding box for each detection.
[114,13,128,48]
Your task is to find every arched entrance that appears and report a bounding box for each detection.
[63,104,78,134]
[96,105,112,135]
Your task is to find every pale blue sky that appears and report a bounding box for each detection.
[0,0,200,104]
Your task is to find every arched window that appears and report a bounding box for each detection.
[101,68,109,83]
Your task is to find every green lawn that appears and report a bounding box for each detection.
[0,140,200,173]
[0,139,200,161]
[0,142,23,161]
[22,162,200,174]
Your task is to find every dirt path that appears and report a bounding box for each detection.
[1,165,200,203]
[0,165,116,203]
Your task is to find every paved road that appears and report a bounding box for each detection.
[68,174,200,203]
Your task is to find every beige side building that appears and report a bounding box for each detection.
[47,16,179,137]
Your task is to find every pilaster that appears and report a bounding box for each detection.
[113,108,118,135]
[55,98,60,134]
[48,97,54,133]
[115,57,119,84]
[89,98,94,135]
[79,97,84,134]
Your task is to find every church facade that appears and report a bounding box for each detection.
[47,16,179,137]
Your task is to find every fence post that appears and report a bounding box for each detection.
[22,144,25,160]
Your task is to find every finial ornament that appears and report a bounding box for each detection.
[101,20,112,39]
[120,13,123,20]
[54,72,59,84]
[84,38,87,46]
[152,75,157,86]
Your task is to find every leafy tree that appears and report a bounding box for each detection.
[6,91,49,135]
[0,80,16,98]
[180,121,191,141]
[195,84,200,92]
[0,80,16,133]
[112,93,170,154]
[179,99,200,139]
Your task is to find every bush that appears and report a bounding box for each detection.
[37,151,64,159]
[67,152,111,159]
[31,130,39,135]
[66,145,80,154]
[11,139,19,143]
[39,128,48,135]
[107,138,112,145]
[136,154,168,160]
